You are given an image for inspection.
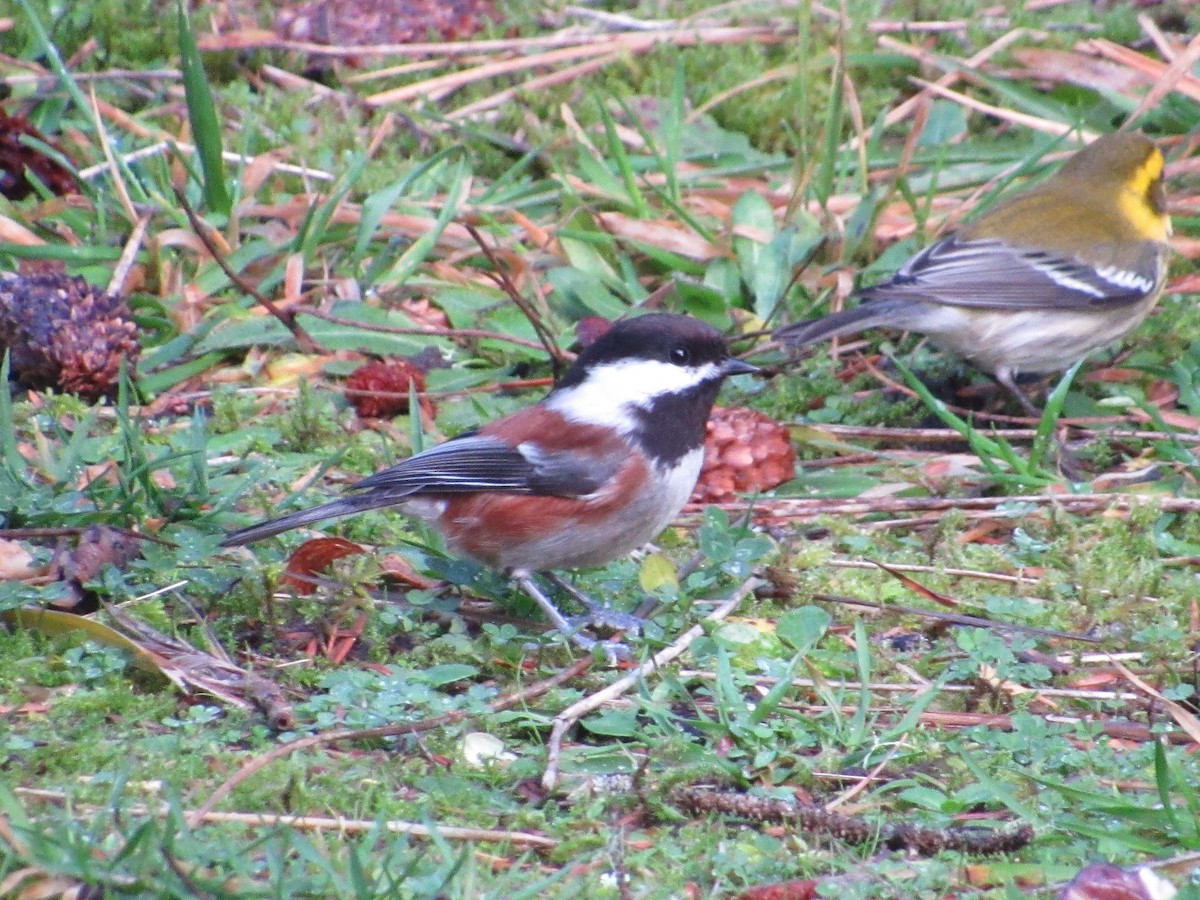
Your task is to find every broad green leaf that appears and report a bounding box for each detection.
[638,553,678,593]
[776,606,831,652]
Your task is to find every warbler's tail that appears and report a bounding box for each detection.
[774,299,912,349]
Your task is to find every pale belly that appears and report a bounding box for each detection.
[914,304,1154,375]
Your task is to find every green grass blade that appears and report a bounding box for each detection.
[1153,739,1183,834]
[0,352,30,487]
[749,652,805,726]
[1029,360,1082,470]
[380,152,471,289]
[298,153,367,259]
[13,0,91,116]
[813,35,844,206]
[354,146,465,263]
[848,617,872,744]
[890,356,1006,476]
[176,0,231,216]
[597,103,647,217]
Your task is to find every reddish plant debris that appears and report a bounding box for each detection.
[736,880,819,900]
[0,538,36,580]
[399,297,451,331]
[1057,862,1177,900]
[378,552,441,590]
[0,271,140,400]
[276,0,500,47]
[693,406,796,503]
[281,536,365,595]
[344,358,429,418]
[51,526,144,613]
[575,316,614,349]
[0,110,77,200]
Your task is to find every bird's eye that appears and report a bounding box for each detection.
[669,346,691,366]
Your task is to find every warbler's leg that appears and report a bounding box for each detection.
[995,367,1087,480]
[513,573,631,662]
[544,572,644,634]
[994,367,1043,420]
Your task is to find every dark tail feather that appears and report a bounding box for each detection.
[774,300,907,349]
[220,492,409,547]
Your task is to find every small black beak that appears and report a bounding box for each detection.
[721,358,760,377]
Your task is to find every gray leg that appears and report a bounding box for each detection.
[544,572,645,634]
[995,367,1043,419]
[513,573,632,662]
[995,367,1085,480]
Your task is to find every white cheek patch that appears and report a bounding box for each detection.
[546,358,719,431]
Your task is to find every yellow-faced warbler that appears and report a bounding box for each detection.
[775,131,1171,415]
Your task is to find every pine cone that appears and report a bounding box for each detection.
[0,271,139,400]
[693,406,795,503]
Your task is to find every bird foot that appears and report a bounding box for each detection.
[567,607,644,636]
[515,573,639,663]
[520,631,633,664]
[544,572,644,635]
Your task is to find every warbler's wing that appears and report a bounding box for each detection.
[859,235,1163,311]
[220,433,620,546]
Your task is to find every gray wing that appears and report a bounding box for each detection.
[860,235,1162,311]
[350,432,617,498]
[220,433,621,546]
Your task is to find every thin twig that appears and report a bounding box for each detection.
[0,526,174,546]
[675,670,1145,704]
[16,789,556,848]
[813,593,1098,643]
[542,577,763,790]
[198,25,786,61]
[850,30,1036,151]
[107,211,152,297]
[1115,661,1200,744]
[299,307,555,354]
[88,85,137,225]
[689,492,1200,521]
[463,222,567,370]
[802,423,1200,444]
[909,77,1099,140]
[2,67,182,87]
[824,557,1164,604]
[447,51,623,121]
[825,743,901,811]
[800,706,1195,746]
[79,140,334,182]
[173,187,324,354]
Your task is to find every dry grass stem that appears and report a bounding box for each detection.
[694,493,1200,522]
[192,658,593,826]
[541,576,764,790]
[15,789,557,847]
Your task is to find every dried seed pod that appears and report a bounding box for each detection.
[693,406,796,503]
[0,110,77,200]
[344,358,428,418]
[0,271,139,400]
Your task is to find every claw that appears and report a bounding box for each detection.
[566,608,644,636]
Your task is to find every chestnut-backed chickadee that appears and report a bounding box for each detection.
[221,313,758,655]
